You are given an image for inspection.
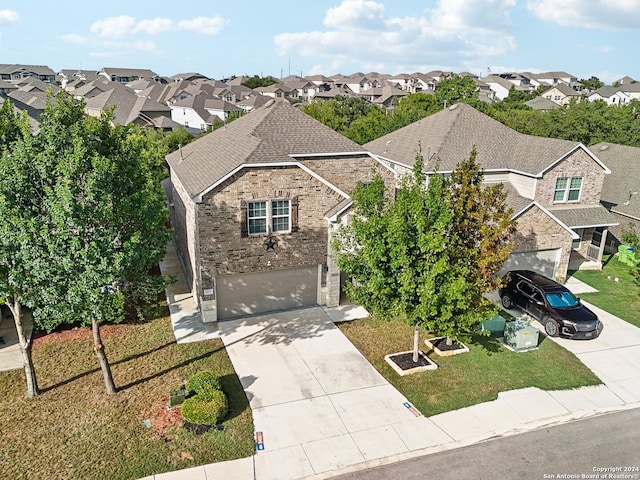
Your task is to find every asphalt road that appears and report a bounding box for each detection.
[333,407,640,480]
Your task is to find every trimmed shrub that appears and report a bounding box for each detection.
[180,389,228,426]
[185,371,222,395]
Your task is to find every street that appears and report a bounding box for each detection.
[334,407,640,480]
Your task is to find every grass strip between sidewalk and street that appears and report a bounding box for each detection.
[0,314,255,480]
[338,315,602,417]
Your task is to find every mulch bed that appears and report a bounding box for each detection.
[32,324,129,347]
[429,337,465,352]
[387,351,432,371]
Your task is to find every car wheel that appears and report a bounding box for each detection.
[544,317,559,337]
[501,293,513,309]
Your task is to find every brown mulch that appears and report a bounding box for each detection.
[33,324,129,347]
[145,396,183,437]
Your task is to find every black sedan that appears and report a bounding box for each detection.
[499,270,603,339]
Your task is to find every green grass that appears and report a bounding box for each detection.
[571,254,640,328]
[0,315,255,480]
[338,316,601,417]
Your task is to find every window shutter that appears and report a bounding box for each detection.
[240,200,248,237]
[291,196,299,233]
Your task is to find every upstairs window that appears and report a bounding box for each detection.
[271,200,290,233]
[554,177,583,203]
[241,198,298,237]
[247,201,268,235]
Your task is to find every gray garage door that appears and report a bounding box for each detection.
[216,266,319,320]
[499,249,561,280]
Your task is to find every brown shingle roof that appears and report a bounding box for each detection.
[167,100,363,198]
[548,205,618,228]
[364,103,583,175]
[592,142,640,220]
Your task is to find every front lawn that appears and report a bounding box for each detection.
[338,316,601,417]
[571,254,640,328]
[0,315,255,480]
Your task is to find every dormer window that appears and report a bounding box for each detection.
[554,177,583,203]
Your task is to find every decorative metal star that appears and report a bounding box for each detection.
[264,236,277,251]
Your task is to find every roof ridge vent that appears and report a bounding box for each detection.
[264,99,275,108]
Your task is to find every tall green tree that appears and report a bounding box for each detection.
[435,149,516,344]
[434,75,479,108]
[1,93,170,395]
[334,148,515,361]
[0,108,45,397]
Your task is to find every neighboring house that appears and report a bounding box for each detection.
[166,99,396,322]
[617,82,640,101]
[169,92,241,133]
[169,72,210,82]
[541,84,582,105]
[587,86,630,106]
[2,90,47,132]
[84,85,178,130]
[364,103,617,283]
[0,64,56,84]
[98,67,161,84]
[359,85,408,109]
[590,143,640,250]
[57,69,100,87]
[254,83,295,100]
[525,96,560,110]
[526,71,581,90]
[482,74,529,100]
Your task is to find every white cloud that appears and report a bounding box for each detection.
[134,18,177,35]
[87,14,228,39]
[275,0,518,74]
[527,0,640,29]
[62,33,88,45]
[324,0,387,30]
[178,16,229,35]
[90,16,136,38]
[0,9,19,25]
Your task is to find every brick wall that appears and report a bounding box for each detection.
[198,165,345,277]
[170,170,196,291]
[298,154,397,194]
[512,204,574,282]
[535,149,606,208]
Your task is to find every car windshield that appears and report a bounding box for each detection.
[545,291,579,308]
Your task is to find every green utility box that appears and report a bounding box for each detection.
[168,388,186,408]
[504,319,539,352]
[618,245,637,266]
[480,315,507,335]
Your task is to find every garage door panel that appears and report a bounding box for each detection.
[499,249,560,279]
[217,266,318,320]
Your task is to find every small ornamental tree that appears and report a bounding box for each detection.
[334,147,516,361]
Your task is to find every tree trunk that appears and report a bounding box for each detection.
[446,336,453,347]
[7,298,39,398]
[412,325,420,363]
[92,318,116,394]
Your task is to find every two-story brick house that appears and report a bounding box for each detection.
[166,99,396,322]
[364,103,617,282]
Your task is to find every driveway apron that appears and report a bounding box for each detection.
[218,307,452,480]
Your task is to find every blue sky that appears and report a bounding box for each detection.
[1,0,638,83]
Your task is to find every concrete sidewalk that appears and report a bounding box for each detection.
[145,252,640,480]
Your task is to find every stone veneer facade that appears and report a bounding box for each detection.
[185,154,395,321]
[512,204,574,282]
[535,149,606,208]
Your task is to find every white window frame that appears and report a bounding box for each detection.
[247,199,291,236]
[247,200,268,235]
[271,199,291,233]
[553,176,583,203]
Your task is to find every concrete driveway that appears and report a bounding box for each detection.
[218,307,453,480]
[499,277,640,405]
